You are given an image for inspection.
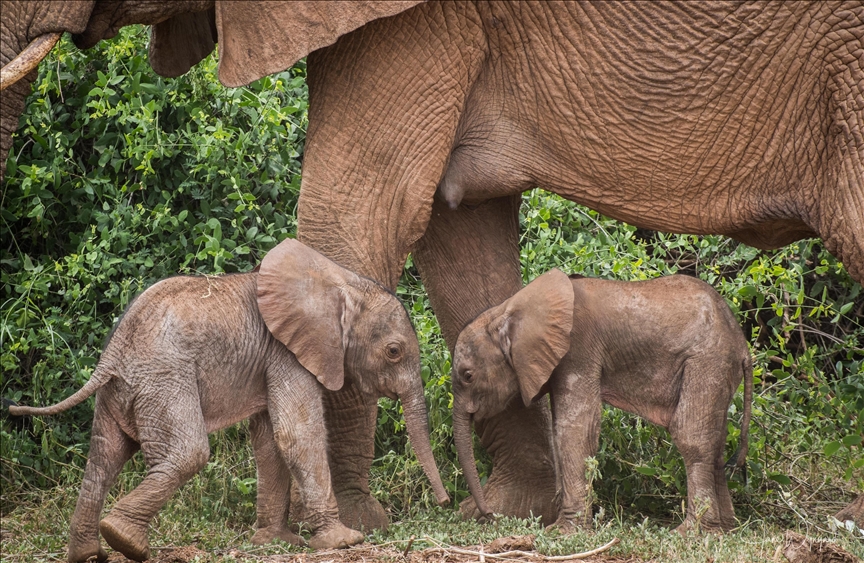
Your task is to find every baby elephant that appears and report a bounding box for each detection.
[11,238,449,562]
[452,269,752,533]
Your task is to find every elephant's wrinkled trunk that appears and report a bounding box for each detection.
[453,400,491,519]
[398,383,451,506]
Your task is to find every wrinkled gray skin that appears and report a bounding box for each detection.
[9,239,449,563]
[302,1,863,527]
[2,1,862,528]
[451,270,753,533]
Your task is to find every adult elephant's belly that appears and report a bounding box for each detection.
[446,107,822,251]
[444,1,831,249]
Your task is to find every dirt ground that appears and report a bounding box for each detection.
[99,531,862,563]
[110,538,641,563]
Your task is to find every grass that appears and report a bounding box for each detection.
[2,430,862,563]
[3,496,863,562]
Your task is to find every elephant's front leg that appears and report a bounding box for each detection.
[266,353,365,549]
[248,412,304,546]
[548,370,602,531]
[414,196,558,524]
[269,324,384,533]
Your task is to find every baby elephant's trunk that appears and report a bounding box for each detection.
[7,371,111,416]
[452,399,492,519]
[725,357,753,481]
[399,386,451,506]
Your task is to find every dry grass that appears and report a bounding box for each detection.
[2,484,862,563]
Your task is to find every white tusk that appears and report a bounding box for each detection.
[1,32,62,92]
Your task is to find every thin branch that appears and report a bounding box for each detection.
[422,536,620,561]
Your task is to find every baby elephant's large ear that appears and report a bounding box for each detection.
[256,238,359,391]
[488,269,574,406]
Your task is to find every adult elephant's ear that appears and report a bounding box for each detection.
[214,1,426,87]
[149,9,217,78]
[257,238,361,391]
[487,269,574,406]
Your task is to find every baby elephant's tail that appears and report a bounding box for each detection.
[725,357,753,483]
[7,371,111,416]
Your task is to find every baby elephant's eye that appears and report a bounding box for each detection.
[463,370,473,383]
[385,343,402,360]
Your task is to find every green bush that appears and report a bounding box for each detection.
[2,28,861,535]
[2,26,304,496]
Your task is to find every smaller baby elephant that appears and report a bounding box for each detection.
[11,238,449,562]
[452,269,752,533]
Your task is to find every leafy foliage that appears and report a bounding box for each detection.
[1,28,861,544]
[2,27,304,491]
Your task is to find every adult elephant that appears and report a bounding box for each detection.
[2,1,863,529]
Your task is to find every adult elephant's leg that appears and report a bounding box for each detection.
[818,30,864,286]
[296,1,487,531]
[318,382,385,531]
[817,128,864,285]
[413,196,558,524]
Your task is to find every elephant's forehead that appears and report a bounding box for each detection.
[365,294,410,321]
[365,297,418,344]
[454,325,491,365]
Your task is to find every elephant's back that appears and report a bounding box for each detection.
[104,272,272,368]
[571,274,746,356]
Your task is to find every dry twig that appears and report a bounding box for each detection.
[422,536,620,561]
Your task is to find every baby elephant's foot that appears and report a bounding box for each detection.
[308,523,364,550]
[66,538,108,563]
[99,513,149,562]
[250,525,306,547]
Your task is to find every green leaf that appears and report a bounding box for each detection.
[824,441,842,456]
[738,285,758,298]
[841,435,862,447]
[768,473,792,485]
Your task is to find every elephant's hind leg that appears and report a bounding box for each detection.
[713,448,738,530]
[67,397,138,563]
[249,412,304,546]
[669,435,729,533]
[100,387,210,561]
[668,361,736,533]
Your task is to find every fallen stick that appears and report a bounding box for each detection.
[422,536,620,561]
[403,535,416,558]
